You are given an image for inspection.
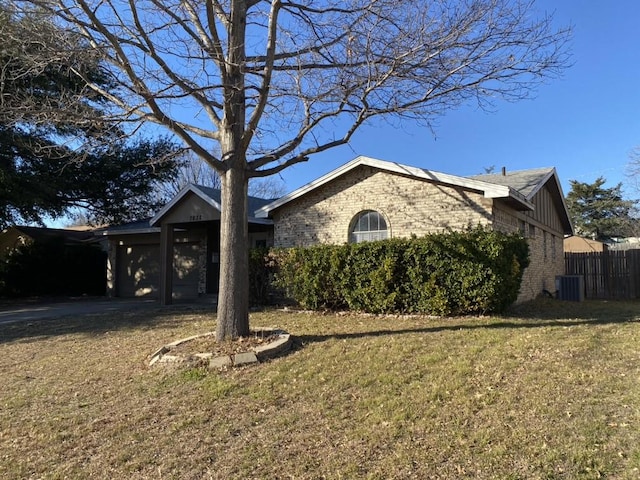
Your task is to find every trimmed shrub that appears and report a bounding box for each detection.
[274,245,347,310]
[400,229,529,315]
[340,239,406,313]
[272,227,529,315]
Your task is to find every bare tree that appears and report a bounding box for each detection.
[158,152,285,200]
[249,175,286,200]
[11,0,570,341]
[627,147,640,195]
[156,152,222,200]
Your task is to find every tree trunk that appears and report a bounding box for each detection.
[216,0,249,342]
[216,163,250,341]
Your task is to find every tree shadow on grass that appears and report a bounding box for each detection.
[0,302,217,344]
[295,298,640,345]
[505,297,640,321]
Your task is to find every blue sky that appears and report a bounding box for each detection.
[278,0,640,200]
[45,1,640,228]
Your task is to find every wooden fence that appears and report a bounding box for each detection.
[564,250,640,299]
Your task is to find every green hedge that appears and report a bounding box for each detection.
[273,227,529,315]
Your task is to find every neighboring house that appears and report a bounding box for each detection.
[608,237,640,251]
[564,236,609,253]
[106,156,573,304]
[0,225,107,297]
[0,225,103,259]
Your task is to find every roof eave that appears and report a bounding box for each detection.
[486,188,535,211]
[102,227,161,236]
[550,169,574,235]
[255,156,533,217]
[248,217,274,225]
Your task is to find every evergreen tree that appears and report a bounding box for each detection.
[566,177,638,241]
[0,5,180,227]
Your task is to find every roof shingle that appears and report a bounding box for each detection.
[469,168,555,199]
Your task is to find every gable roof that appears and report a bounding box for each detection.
[255,156,535,217]
[471,167,573,234]
[103,184,276,236]
[189,185,278,216]
[469,167,556,199]
[150,184,275,227]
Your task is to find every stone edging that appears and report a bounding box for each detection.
[149,327,292,369]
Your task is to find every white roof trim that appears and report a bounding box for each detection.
[524,168,556,200]
[150,184,222,226]
[102,218,271,236]
[255,156,533,217]
[102,227,161,236]
[546,169,574,235]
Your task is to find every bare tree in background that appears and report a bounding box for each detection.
[622,148,640,238]
[11,0,570,341]
[159,153,222,199]
[158,152,285,200]
[249,176,286,200]
[627,147,640,194]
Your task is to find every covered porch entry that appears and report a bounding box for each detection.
[150,185,273,305]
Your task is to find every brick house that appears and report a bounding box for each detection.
[104,156,573,303]
[255,156,573,302]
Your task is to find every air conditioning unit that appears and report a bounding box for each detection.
[556,275,585,302]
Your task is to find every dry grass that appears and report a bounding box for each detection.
[1,299,640,479]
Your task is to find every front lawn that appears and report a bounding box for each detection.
[1,299,639,479]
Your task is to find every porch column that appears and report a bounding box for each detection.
[159,223,174,305]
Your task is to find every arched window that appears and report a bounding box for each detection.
[349,210,389,243]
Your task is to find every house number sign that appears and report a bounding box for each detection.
[189,214,203,221]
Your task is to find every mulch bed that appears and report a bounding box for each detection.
[168,331,280,357]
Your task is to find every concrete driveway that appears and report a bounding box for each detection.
[0,297,160,325]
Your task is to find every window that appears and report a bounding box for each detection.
[350,210,389,243]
